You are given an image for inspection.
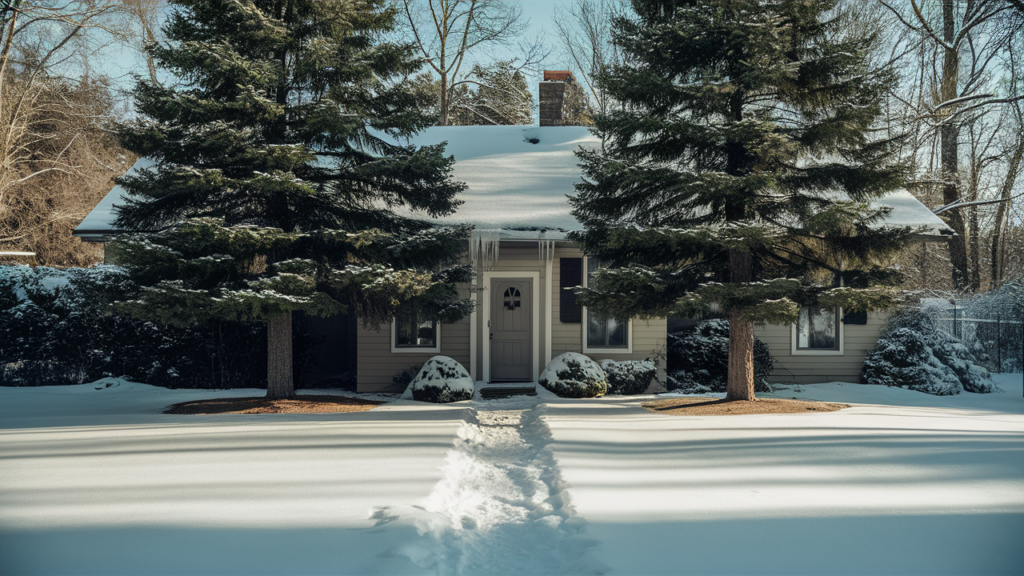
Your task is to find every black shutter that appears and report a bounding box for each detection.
[843,310,867,325]
[560,258,582,324]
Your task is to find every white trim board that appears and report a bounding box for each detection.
[544,257,553,368]
[482,271,541,383]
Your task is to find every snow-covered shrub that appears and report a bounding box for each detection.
[920,286,1023,373]
[862,309,997,395]
[402,356,473,403]
[539,352,608,398]
[666,319,775,394]
[0,265,267,388]
[600,359,656,395]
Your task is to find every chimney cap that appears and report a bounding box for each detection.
[543,70,573,82]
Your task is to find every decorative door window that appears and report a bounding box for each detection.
[503,287,521,311]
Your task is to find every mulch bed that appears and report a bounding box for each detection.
[643,396,848,416]
[164,395,384,415]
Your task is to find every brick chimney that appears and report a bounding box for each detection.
[539,70,573,126]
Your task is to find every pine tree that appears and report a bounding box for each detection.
[112,0,471,398]
[562,77,594,127]
[570,0,918,400]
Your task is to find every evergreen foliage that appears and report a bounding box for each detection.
[111,0,471,396]
[561,78,594,127]
[0,266,267,388]
[569,1,919,376]
[600,358,656,394]
[406,356,473,403]
[666,319,775,394]
[538,352,608,398]
[413,60,534,126]
[862,309,998,395]
[460,60,533,125]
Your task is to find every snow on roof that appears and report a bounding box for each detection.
[396,126,596,235]
[868,189,953,238]
[74,157,157,239]
[74,125,952,241]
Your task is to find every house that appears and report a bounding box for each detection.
[74,71,954,392]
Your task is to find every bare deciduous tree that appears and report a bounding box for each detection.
[396,0,545,125]
[880,0,1024,286]
[552,0,625,116]
[0,0,133,265]
[119,0,164,85]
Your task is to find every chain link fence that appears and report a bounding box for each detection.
[922,285,1024,374]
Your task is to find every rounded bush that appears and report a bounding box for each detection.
[862,309,997,395]
[539,352,608,398]
[403,356,473,403]
[601,359,656,395]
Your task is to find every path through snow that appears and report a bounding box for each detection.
[371,397,605,575]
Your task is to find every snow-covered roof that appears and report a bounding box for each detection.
[397,126,594,236]
[868,189,952,239]
[74,125,952,242]
[74,157,158,240]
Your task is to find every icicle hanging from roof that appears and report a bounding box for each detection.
[538,240,555,262]
[470,231,501,268]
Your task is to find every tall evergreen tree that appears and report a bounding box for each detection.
[570,0,919,400]
[112,0,471,398]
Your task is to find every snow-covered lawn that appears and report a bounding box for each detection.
[543,374,1024,575]
[2,376,1023,575]
[0,381,468,576]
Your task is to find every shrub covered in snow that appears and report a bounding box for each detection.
[539,352,608,398]
[920,286,1023,373]
[401,356,473,403]
[0,265,269,388]
[862,309,997,395]
[600,359,656,395]
[666,319,775,394]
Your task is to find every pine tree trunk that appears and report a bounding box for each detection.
[726,308,755,401]
[726,248,755,401]
[266,312,294,399]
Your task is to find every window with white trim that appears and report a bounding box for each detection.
[584,257,630,350]
[796,306,840,351]
[391,301,440,353]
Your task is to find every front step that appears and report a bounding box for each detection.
[478,386,537,400]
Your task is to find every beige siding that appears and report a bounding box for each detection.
[756,311,888,384]
[356,240,669,391]
[356,285,471,393]
[551,245,668,388]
